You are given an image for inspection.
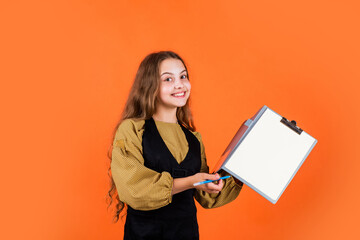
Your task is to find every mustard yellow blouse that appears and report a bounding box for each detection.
[111,118,242,211]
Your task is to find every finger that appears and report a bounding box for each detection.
[217,180,224,190]
[210,190,220,194]
[207,183,222,191]
[204,189,217,194]
[204,173,219,181]
[218,179,224,187]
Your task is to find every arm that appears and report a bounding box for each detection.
[194,169,243,209]
[171,172,224,195]
[111,119,173,211]
[193,132,244,209]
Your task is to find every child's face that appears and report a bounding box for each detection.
[157,58,191,110]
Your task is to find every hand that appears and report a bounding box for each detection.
[191,173,224,194]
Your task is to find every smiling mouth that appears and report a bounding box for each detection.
[171,91,186,97]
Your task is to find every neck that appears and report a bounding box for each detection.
[153,106,178,123]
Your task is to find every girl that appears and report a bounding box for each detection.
[107,51,243,240]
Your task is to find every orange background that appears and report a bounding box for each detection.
[1,0,360,239]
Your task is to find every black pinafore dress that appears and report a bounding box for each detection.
[124,118,201,240]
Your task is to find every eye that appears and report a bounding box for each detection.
[180,74,188,79]
[164,77,172,82]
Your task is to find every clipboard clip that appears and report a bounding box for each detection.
[280,117,303,135]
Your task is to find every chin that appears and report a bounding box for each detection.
[167,102,187,109]
[176,100,189,107]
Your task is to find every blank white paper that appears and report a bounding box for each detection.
[223,107,317,203]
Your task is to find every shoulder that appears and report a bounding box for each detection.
[190,130,203,144]
[115,118,146,140]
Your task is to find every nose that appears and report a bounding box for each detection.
[174,77,184,88]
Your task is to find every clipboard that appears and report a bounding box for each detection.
[213,105,318,204]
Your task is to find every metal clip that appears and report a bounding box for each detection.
[280,117,303,135]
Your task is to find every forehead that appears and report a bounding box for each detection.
[159,58,186,74]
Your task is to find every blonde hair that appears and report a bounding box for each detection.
[107,51,196,222]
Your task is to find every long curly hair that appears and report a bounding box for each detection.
[106,51,196,223]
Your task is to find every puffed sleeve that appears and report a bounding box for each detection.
[110,119,174,211]
[193,132,243,209]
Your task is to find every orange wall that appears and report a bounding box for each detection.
[1,0,360,239]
